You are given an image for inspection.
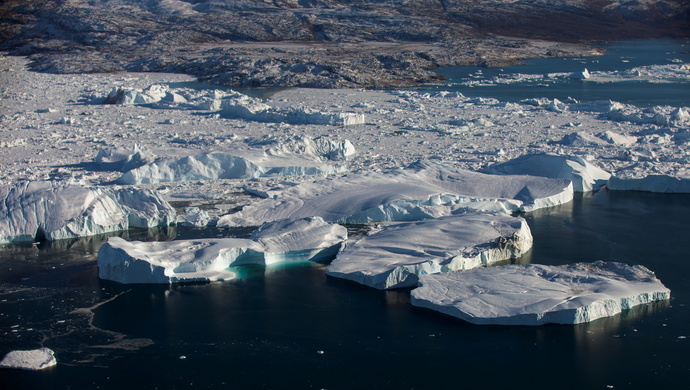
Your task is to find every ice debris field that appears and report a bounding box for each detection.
[1,53,687,331]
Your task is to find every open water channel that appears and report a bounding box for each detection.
[1,40,689,389]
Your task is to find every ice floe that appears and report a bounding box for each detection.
[98,217,346,284]
[411,261,671,325]
[326,213,532,289]
[217,160,573,227]
[608,174,690,193]
[0,348,57,370]
[481,154,611,192]
[0,181,176,243]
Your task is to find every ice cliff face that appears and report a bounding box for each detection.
[0,181,176,243]
[3,0,685,88]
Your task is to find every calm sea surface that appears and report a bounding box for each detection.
[1,40,689,390]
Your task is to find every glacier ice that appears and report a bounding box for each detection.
[410,261,670,325]
[217,159,573,227]
[608,174,690,193]
[116,151,347,185]
[0,348,57,370]
[481,153,611,192]
[326,213,533,290]
[98,217,347,284]
[0,181,176,243]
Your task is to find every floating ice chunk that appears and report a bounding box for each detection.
[217,93,365,126]
[0,181,176,243]
[326,213,532,289]
[217,160,573,227]
[547,99,568,112]
[116,151,346,185]
[98,217,346,284]
[261,135,356,162]
[0,348,57,370]
[177,207,213,227]
[104,84,172,105]
[569,68,590,79]
[411,261,670,325]
[596,130,637,146]
[94,144,156,172]
[250,216,348,265]
[481,154,611,192]
[608,175,690,193]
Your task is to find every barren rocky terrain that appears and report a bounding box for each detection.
[1,0,687,88]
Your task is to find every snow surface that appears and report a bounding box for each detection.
[0,348,57,370]
[411,261,671,325]
[326,213,533,289]
[98,217,346,283]
[217,159,573,227]
[0,181,176,243]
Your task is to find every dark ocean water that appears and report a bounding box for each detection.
[2,40,690,389]
[429,39,690,107]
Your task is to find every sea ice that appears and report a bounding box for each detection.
[0,181,176,243]
[410,261,670,325]
[326,213,532,289]
[98,217,347,284]
[0,348,57,370]
[481,154,611,192]
[217,159,573,227]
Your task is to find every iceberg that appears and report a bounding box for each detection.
[116,151,347,185]
[326,213,533,289]
[0,181,176,243]
[481,154,611,192]
[94,144,156,172]
[98,217,347,284]
[607,175,690,193]
[103,84,182,105]
[0,348,57,370]
[411,261,670,325]
[217,160,573,227]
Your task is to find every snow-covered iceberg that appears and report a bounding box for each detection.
[411,261,670,325]
[116,151,347,185]
[608,174,690,193]
[0,348,57,370]
[0,181,176,243]
[218,159,573,227]
[98,217,347,284]
[481,154,611,192]
[94,144,156,172]
[326,213,532,289]
[104,84,184,105]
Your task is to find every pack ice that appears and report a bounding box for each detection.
[98,217,346,284]
[0,181,176,243]
[326,213,532,289]
[481,153,611,192]
[411,261,670,325]
[218,159,573,227]
[0,348,57,370]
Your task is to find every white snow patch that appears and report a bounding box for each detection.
[411,261,670,325]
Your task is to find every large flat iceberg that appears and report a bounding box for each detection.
[0,348,57,370]
[411,261,670,325]
[608,174,690,193]
[481,154,611,192]
[98,217,347,284]
[218,160,573,227]
[0,181,176,243]
[326,213,533,289]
